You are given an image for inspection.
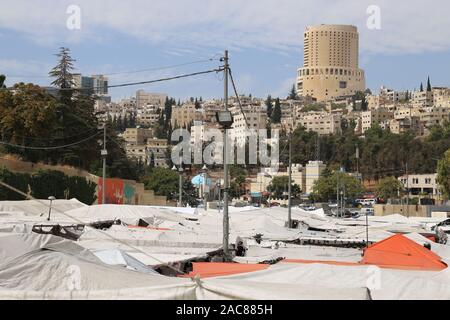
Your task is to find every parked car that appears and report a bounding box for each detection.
[355,198,377,207]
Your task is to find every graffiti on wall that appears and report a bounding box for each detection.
[97,178,136,205]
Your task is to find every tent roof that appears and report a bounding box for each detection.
[361,234,447,271]
[182,262,269,278]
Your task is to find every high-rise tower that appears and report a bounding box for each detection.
[296,25,366,102]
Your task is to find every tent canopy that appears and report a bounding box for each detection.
[182,262,269,278]
[361,234,447,271]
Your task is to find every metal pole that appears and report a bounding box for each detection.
[365,207,369,248]
[287,132,292,228]
[102,124,107,205]
[406,162,409,217]
[178,169,183,207]
[203,172,207,211]
[336,174,340,217]
[223,50,230,260]
[47,199,53,221]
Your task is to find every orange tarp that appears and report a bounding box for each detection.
[181,262,269,278]
[282,259,361,267]
[361,234,447,271]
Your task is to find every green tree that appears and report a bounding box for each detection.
[427,76,432,92]
[288,84,298,100]
[271,98,282,123]
[437,149,450,199]
[267,176,301,199]
[144,167,179,199]
[0,75,6,88]
[265,95,273,118]
[311,171,364,202]
[376,176,404,201]
[0,167,29,200]
[49,47,76,89]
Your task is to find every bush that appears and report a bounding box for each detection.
[0,168,96,204]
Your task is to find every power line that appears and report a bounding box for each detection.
[228,68,249,129]
[2,68,224,92]
[5,56,221,79]
[0,131,101,150]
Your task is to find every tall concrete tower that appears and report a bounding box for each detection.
[296,25,366,102]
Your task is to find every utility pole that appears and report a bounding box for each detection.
[222,50,230,260]
[178,170,183,207]
[101,124,107,204]
[287,131,292,228]
[406,162,409,217]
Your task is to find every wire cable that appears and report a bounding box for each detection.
[0,131,101,150]
[2,68,224,92]
[228,68,250,129]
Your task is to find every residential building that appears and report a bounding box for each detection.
[171,104,203,128]
[398,173,442,200]
[136,90,167,108]
[418,106,450,128]
[305,161,326,194]
[230,105,267,146]
[147,138,169,167]
[297,112,342,135]
[433,88,450,108]
[296,25,366,102]
[389,117,424,135]
[73,74,108,95]
[360,108,394,133]
[123,128,153,146]
[412,90,434,108]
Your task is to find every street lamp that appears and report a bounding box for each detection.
[172,163,184,207]
[47,196,56,221]
[216,73,234,260]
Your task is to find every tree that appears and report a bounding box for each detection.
[376,176,404,201]
[0,75,6,88]
[49,47,76,90]
[144,167,179,199]
[288,84,298,100]
[267,176,301,199]
[271,98,282,123]
[265,95,273,118]
[420,82,424,92]
[0,167,29,200]
[427,76,432,92]
[311,171,364,202]
[437,149,450,199]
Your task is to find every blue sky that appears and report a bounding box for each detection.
[1,0,449,101]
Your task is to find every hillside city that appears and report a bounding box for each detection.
[1,19,450,302]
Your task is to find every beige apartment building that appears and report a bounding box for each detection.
[305,161,327,194]
[412,91,434,108]
[296,25,366,102]
[419,106,450,128]
[433,88,450,108]
[398,173,442,200]
[171,104,203,128]
[297,112,342,135]
[230,105,268,146]
[389,117,424,135]
[123,128,153,146]
[147,138,169,167]
[136,90,167,108]
[360,108,394,133]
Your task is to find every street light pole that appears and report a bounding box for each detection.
[287,131,292,228]
[178,169,183,207]
[222,50,230,260]
[101,124,107,205]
